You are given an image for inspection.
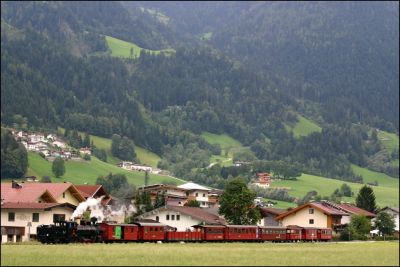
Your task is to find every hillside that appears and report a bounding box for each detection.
[284,115,322,138]
[24,152,182,186]
[105,35,175,58]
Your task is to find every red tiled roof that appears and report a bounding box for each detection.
[275,202,348,220]
[166,205,226,225]
[1,182,85,203]
[338,204,376,217]
[1,202,76,210]
[75,185,102,198]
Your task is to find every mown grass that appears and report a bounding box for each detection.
[285,115,322,138]
[23,152,183,186]
[105,35,175,58]
[1,242,398,266]
[377,130,399,152]
[272,173,399,207]
[352,164,399,182]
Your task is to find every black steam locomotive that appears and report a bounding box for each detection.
[37,218,102,244]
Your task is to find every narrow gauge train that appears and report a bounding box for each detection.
[37,220,332,244]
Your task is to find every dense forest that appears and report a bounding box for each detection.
[1,1,398,186]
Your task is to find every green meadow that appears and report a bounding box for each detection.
[105,35,175,58]
[1,242,398,266]
[378,130,399,152]
[272,172,399,207]
[285,115,322,138]
[24,152,182,186]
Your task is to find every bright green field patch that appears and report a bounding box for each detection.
[1,242,398,266]
[200,32,213,40]
[105,35,175,58]
[285,115,322,138]
[378,130,399,152]
[201,132,242,149]
[135,146,161,168]
[210,155,233,167]
[272,173,399,207]
[24,152,182,186]
[351,164,399,183]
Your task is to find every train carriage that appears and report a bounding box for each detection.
[286,225,303,242]
[135,222,166,242]
[225,225,258,241]
[259,226,287,242]
[301,227,318,242]
[99,223,139,242]
[165,230,202,242]
[317,228,332,241]
[192,225,225,241]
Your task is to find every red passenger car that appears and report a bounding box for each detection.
[301,227,318,241]
[192,225,225,241]
[286,225,303,242]
[135,222,166,241]
[225,225,258,241]
[166,231,202,241]
[99,223,139,243]
[317,228,332,241]
[259,226,287,242]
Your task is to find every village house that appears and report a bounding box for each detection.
[321,201,376,225]
[131,164,152,172]
[28,133,46,143]
[1,181,86,243]
[252,173,272,188]
[178,182,214,208]
[52,140,66,149]
[137,184,188,207]
[135,205,226,231]
[79,147,91,155]
[275,201,348,229]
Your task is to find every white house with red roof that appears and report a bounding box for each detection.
[1,181,85,243]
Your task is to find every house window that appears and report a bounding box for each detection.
[8,212,15,222]
[309,219,314,225]
[166,215,170,220]
[203,193,206,197]
[32,213,39,222]
[156,216,159,222]
[309,208,314,214]
[53,214,65,222]
[171,215,175,220]
[62,192,65,198]
[177,215,180,221]
[195,193,198,197]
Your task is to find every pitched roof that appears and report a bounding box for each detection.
[338,204,376,217]
[259,207,287,217]
[1,202,76,210]
[166,205,226,225]
[275,202,348,220]
[1,182,85,203]
[380,206,399,214]
[75,185,103,198]
[178,182,210,191]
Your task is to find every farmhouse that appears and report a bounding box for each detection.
[376,206,399,232]
[178,182,213,208]
[253,172,271,188]
[135,205,226,231]
[275,201,348,229]
[79,147,91,155]
[321,201,376,225]
[137,184,188,206]
[1,181,85,243]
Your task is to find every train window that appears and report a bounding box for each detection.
[150,227,153,232]
[309,219,314,225]
[155,227,158,232]
[245,229,248,234]
[145,228,148,233]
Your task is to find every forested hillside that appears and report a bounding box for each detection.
[1,1,398,189]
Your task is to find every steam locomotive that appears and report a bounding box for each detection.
[36,219,332,244]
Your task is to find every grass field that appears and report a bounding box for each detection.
[23,152,183,186]
[272,172,399,207]
[58,127,161,167]
[378,130,399,152]
[285,115,322,138]
[351,164,399,182]
[1,242,398,266]
[105,35,175,58]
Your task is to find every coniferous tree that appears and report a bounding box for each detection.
[52,157,65,178]
[356,185,377,213]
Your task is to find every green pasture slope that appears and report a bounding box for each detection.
[2,242,398,266]
[105,35,175,58]
[24,152,182,186]
[201,132,255,166]
[58,127,161,167]
[272,172,399,207]
[378,130,399,152]
[285,115,322,138]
